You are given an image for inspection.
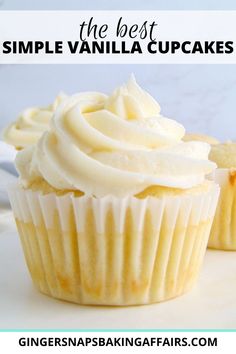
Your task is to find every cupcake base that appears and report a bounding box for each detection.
[9,183,219,306]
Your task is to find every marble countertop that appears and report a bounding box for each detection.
[0,64,236,142]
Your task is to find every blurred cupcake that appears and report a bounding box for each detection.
[8,77,219,306]
[183,132,219,145]
[3,92,67,150]
[208,142,236,250]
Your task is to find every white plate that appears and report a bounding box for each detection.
[0,215,236,330]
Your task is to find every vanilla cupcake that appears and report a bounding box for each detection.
[183,133,219,145]
[3,93,67,150]
[8,77,219,306]
[208,142,236,250]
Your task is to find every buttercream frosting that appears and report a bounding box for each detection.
[16,76,216,197]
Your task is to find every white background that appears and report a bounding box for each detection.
[1,63,236,143]
[0,0,236,334]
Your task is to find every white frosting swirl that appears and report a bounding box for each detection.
[16,76,216,197]
[3,93,67,148]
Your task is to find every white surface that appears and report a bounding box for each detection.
[0,212,236,330]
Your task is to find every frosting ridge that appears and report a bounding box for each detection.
[3,92,67,148]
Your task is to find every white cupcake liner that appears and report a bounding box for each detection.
[208,168,236,250]
[8,183,219,306]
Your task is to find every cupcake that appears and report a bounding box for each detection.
[208,142,236,250]
[183,133,219,145]
[3,92,67,150]
[8,77,219,306]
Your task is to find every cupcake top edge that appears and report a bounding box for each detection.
[3,92,67,149]
[183,132,220,145]
[15,76,216,197]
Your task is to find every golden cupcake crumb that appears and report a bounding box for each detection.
[26,178,213,199]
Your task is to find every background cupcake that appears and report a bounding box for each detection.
[183,132,219,145]
[184,135,236,251]
[8,77,219,306]
[3,92,67,150]
[208,142,236,250]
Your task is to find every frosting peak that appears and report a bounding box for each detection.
[16,77,216,197]
[105,75,161,120]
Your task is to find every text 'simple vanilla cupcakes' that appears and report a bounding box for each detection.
[8,77,219,306]
[3,92,67,150]
[208,142,236,250]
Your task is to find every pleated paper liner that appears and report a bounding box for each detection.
[8,183,219,306]
[208,168,236,250]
